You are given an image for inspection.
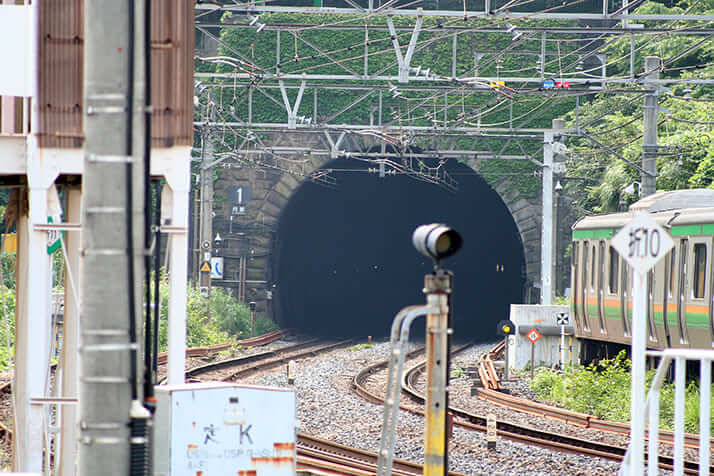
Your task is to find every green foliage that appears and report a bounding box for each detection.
[156,277,279,352]
[0,248,17,371]
[531,351,714,433]
[211,14,579,198]
[562,0,714,215]
[0,285,15,371]
[349,342,375,351]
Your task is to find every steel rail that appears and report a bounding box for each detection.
[351,342,709,474]
[403,358,714,474]
[476,342,714,450]
[221,339,355,382]
[173,337,450,474]
[297,433,451,476]
[155,329,289,365]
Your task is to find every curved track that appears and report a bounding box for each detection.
[352,342,710,475]
[179,337,469,475]
[475,341,713,451]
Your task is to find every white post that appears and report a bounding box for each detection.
[559,325,565,368]
[15,184,52,472]
[630,270,647,474]
[165,150,190,385]
[674,357,685,475]
[541,130,554,305]
[699,359,711,476]
[59,187,81,476]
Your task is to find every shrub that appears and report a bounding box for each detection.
[531,351,714,434]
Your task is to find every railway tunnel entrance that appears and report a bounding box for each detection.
[272,158,525,340]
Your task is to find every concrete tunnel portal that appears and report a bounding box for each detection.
[272,158,526,340]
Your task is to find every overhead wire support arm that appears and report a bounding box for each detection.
[279,80,307,129]
[577,130,655,177]
[387,11,423,83]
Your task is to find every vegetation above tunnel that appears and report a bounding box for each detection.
[199,0,714,208]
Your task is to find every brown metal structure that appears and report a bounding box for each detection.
[37,0,84,148]
[36,0,193,149]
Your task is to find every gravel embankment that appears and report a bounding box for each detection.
[240,340,626,476]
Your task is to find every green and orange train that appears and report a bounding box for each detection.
[571,189,714,353]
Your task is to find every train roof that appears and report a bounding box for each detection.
[629,189,714,213]
[572,189,714,234]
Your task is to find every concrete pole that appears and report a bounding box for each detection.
[199,139,214,295]
[641,56,660,198]
[541,127,554,305]
[59,188,81,476]
[423,271,452,476]
[13,185,52,472]
[79,0,138,473]
[165,155,191,385]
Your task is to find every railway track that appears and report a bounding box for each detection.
[183,338,354,382]
[475,341,714,450]
[178,337,470,475]
[298,434,431,475]
[156,329,289,366]
[353,342,711,475]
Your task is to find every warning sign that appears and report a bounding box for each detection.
[526,328,542,344]
[200,261,211,273]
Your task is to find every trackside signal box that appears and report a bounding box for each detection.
[153,382,296,476]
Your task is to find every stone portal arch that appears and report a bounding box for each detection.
[211,134,559,326]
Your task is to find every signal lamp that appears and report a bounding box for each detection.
[412,224,462,265]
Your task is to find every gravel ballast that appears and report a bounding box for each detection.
[241,340,625,476]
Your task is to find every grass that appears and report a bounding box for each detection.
[530,350,714,434]
[349,343,375,351]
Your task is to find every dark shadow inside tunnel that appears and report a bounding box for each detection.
[272,157,525,341]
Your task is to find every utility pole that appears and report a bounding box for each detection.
[199,134,214,297]
[80,0,147,475]
[641,56,660,198]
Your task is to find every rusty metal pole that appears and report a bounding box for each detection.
[423,269,452,476]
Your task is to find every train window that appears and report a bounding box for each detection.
[608,246,618,294]
[678,239,689,344]
[693,243,706,299]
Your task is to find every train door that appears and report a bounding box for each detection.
[676,239,690,346]
[646,267,661,349]
[709,237,714,348]
[650,256,668,349]
[580,241,592,334]
[620,259,631,340]
[687,237,709,348]
[596,240,607,336]
[572,241,583,334]
[603,245,621,340]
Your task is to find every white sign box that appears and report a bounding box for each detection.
[0,6,34,97]
[154,382,296,476]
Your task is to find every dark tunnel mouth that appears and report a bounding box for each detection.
[271,157,526,341]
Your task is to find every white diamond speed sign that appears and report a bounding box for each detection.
[610,214,674,275]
